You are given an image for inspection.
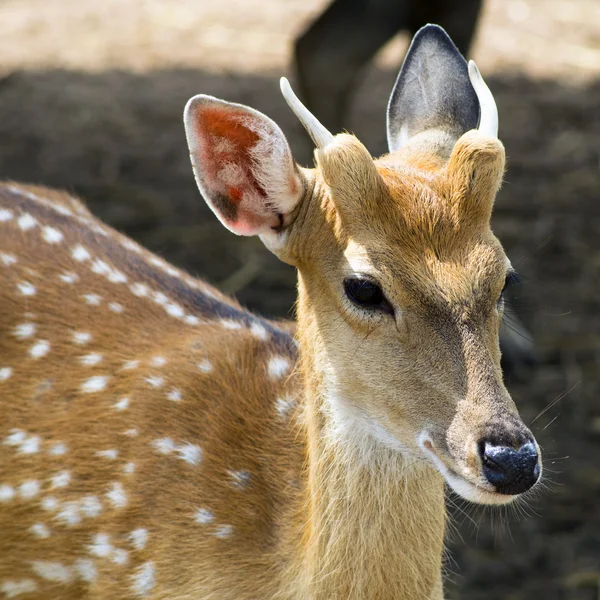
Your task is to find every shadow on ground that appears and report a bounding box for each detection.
[0,66,598,599]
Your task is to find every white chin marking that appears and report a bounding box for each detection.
[417,433,517,506]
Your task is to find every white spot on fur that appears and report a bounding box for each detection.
[106,482,127,508]
[80,495,103,518]
[42,226,64,244]
[29,340,50,358]
[72,244,91,261]
[276,395,295,418]
[153,291,168,306]
[221,319,242,330]
[50,470,71,489]
[0,367,12,381]
[194,508,215,525]
[111,548,129,565]
[124,429,138,437]
[55,501,81,527]
[114,397,129,411]
[0,208,13,221]
[131,561,155,597]
[0,484,15,502]
[14,322,36,339]
[74,559,97,583]
[122,360,139,370]
[91,259,111,275]
[123,462,136,474]
[4,429,26,446]
[129,528,148,550]
[41,496,59,511]
[130,283,149,297]
[81,376,109,393]
[89,533,113,557]
[59,271,79,284]
[228,469,251,488]
[214,524,234,538]
[151,438,175,455]
[30,523,50,539]
[80,352,103,366]
[17,281,36,296]
[184,314,201,325]
[150,356,167,367]
[166,303,184,318]
[19,435,41,454]
[0,579,38,597]
[268,356,290,379]
[250,322,269,340]
[108,270,127,284]
[145,375,164,388]
[96,449,118,460]
[197,359,212,373]
[176,443,203,466]
[108,302,124,313]
[48,442,68,456]
[1,252,17,266]
[17,213,37,231]
[166,388,182,402]
[31,561,73,583]
[73,331,92,345]
[83,293,102,305]
[19,480,40,500]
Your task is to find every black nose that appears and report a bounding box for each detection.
[479,440,540,495]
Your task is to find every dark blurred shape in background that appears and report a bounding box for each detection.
[294,0,482,133]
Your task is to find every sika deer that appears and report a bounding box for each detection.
[0,25,541,600]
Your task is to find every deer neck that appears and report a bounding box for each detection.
[290,277,447,599]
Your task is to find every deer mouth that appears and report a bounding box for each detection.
[417,432,521,506]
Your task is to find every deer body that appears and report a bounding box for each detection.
[0,182,445,599]
[0,26,542,600]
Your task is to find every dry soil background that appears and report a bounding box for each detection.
[0,0,599,598]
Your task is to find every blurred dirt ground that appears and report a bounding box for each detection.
[0,0,599,598]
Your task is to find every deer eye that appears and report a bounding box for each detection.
[343,278,394,315]
[501,270,520,296]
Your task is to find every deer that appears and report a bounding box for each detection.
[0,25,542,600]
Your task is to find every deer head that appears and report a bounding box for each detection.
[183,25,541,505]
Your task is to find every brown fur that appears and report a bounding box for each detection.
[0,129,538,599]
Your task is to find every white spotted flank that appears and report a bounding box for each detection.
[0,579,38,597]
[14,322,36,339]
[29,523,50,539]
[129,528,149,551]
[72,244,91,262]
[194,508,215,525]
[176,443,203,466]
[29,340,50,359]
[114,397,130,411]
[42,226,64,244]
[17,281,36,296]
[131,561,155,597]
[17,213,37,231]
[106,482,127,509]
[72,331,92,345]
[214,524,234,539]
[268,356,291,380]
[80,352,103,366]
[81,376,109,393]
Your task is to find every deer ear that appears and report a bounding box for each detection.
[184,95,303,237]
[386,24,480,152]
